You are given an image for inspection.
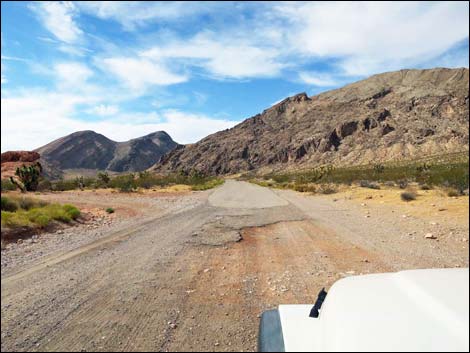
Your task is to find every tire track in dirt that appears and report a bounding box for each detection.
[160,219,390,351]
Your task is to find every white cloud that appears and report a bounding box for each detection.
[141,32,286,79]
[1,92,237,151]
[30,1,82,44]
[87,104,119,116]
[58,44,92,56]
[298,71,340,87]
[274,1,469,76]
[98,57,188,91]
[54,62,93,88]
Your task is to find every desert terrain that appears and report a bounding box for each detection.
[1,180,468,352]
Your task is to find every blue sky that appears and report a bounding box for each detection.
[1,1,469,151]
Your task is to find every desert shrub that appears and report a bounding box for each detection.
[420,184,432,190]
[1,196,19,212]
[1,211,32,228]
[106,207,115,214]
[1,179,17,191]
[1,200,80,230]
[400,192,416,201]
[97,172,110,187]
[110,174,137,192]
[359,180,380,189]
[317,184,337,194]
[17,196,48,210]
[373,163,385,174]
[293,183,316,193]
[398,180,408,189]
[62,204,81,219]
[37,178,52,191]
[136,171,156,189]
[447,189,460,197]
[191,178,224,191]
[42,204,72,223]
[52,178,78,191]
[26,209,51,228]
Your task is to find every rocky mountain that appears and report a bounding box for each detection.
[36,130,178,174]
[153,68,469,175]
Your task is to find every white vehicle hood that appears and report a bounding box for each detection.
[279,268,469,352]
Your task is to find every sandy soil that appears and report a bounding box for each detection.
[1,181,468,352]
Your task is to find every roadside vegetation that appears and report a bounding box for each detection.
[1,195,80,241]
[2,170,225,193]
[245,152,469,196]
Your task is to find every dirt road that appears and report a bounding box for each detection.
[1,181,468,351]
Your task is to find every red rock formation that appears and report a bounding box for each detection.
[1,151,41,179]
[1,151,40,163]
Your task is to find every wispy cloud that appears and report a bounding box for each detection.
[141,32,286,79]
[86,104,119,117]
[77,1,223,30]
[29,1,83,44]
[298,71,340,87]
[274,1,469,76]
[97,56,188,91]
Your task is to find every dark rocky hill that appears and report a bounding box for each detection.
[36,130,178,174]
[153,68,469,175]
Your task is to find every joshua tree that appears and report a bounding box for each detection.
[97,171,110,187]
[10,162,43,192]
[75,176,85,191]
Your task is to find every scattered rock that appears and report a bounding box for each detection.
[424,233,437,239]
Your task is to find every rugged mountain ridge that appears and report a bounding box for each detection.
[153,68,469,175]
[36,130,178,174]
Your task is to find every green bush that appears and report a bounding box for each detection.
[1,198,80,230]
[63,204,81,219]
[27,209,51,228]
[43,205,72,223]
[191,178,224,191]
[1,210,33,228]
[105,207,115,214]
[1,196,19,212]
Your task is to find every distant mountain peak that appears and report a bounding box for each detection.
[35,130,179,175]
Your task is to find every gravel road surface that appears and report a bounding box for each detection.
[1,181,468,352]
